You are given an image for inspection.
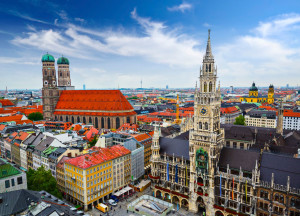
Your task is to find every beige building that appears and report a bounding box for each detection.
[245,110,277,128]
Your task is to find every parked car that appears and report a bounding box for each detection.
[108,199,117,206]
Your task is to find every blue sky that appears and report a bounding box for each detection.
[1,0,300,90]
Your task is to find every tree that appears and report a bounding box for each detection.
[27,166,62,199]
[88,135,98,147]
[234,115,246,125]
[28,112,43,121]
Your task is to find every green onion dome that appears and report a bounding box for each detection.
[41,53,55,62]
[249,82,258,91]
[57,56,69,65]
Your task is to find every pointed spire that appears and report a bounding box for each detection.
[205,29,213,59]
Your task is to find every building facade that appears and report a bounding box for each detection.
[41,54,137,128]
[245,110,277,128]
[240,83,274,104]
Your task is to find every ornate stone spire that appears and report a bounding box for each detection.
[205,29,213,59]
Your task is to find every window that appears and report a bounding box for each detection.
[233,142,237,148]
[5,180,10,188]
[226,141,230,147]
[240,143,244,149]
[11,179,15,187]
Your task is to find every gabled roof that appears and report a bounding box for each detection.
[54,90,136,116]
[218,147,260,172]
[0,99,14,106]
[159,137,189,160]
[0,189,39,216]
[260,152,300,188]
[66,145,131,169]
[132,133,151,142]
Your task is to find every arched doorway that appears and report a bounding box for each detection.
[172,196,179,205]
[197,177,204,184]
[215,210,224,216]
[156,190,162,199]
[164,193,171,202]
[197,196,205,214]
[181,199,189,210]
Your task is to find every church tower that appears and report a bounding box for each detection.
[42,53,60,121]
[268,84,274,104]
[57,56,71,87]
[189,30,224,214]
[276,100,283,135]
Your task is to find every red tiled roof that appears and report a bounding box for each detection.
[0,115,24,123]
[57,156,72,169]
[220,106,240,114]
[65,145,131,169]
[132,133,151,142]
[283,111,300,118]
[0,99,14,106]
[54,90,135,116]
[0,124,6,131]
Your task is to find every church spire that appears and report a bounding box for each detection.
[205,29,213,59]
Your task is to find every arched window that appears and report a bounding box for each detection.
[71,116,74,124]
[89,117,92,124]
[199,122,202,129]
[209,82,212,92]
[95,117,98,128]
[209,64,211,72]
[66,116,69,122]
[44,70,47,76]
[55,116,58,121]
[101,117,104,128]
[83,116,86,124]
[107,117,111,129]
[204,82,207,92]
[60,116,63,121]
[77,116,80,123]
[279,195,284,203]
[205,122,208,130]
[127,116,130,123]
[206,64,208,72]
[116,117,120,129]
[274,194,279,202]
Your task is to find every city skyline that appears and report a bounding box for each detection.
[1,0,300,89]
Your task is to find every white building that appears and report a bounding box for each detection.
[283,112,300,130]
[0,159,27,193]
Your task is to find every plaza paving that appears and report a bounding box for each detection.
[86,187,203,216]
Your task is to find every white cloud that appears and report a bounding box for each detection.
[57,10,68,21]
[167,2,192,13]
[216,13,300,87]
[12,8,202,67]
[255,13,300,37]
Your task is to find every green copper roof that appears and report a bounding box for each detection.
[0,159,20,179]
[249,82,258,91]
[42,53,55,62]
[57,56,69,65]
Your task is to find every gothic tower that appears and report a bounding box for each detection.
[42,53,60,121]
[276,100,283,135]
[151,126,161,177]
[189,30,224,214]
[57,56,71,87]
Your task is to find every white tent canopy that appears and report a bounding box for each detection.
[113,186,132,197]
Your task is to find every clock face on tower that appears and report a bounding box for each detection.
[200,107,207,115]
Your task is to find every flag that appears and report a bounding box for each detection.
[185,166,188,186]
[167,162,169,181]
[245,180,247,203]
[175,164,178,183]
[220,174,222,197]
[232,178,234,200]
